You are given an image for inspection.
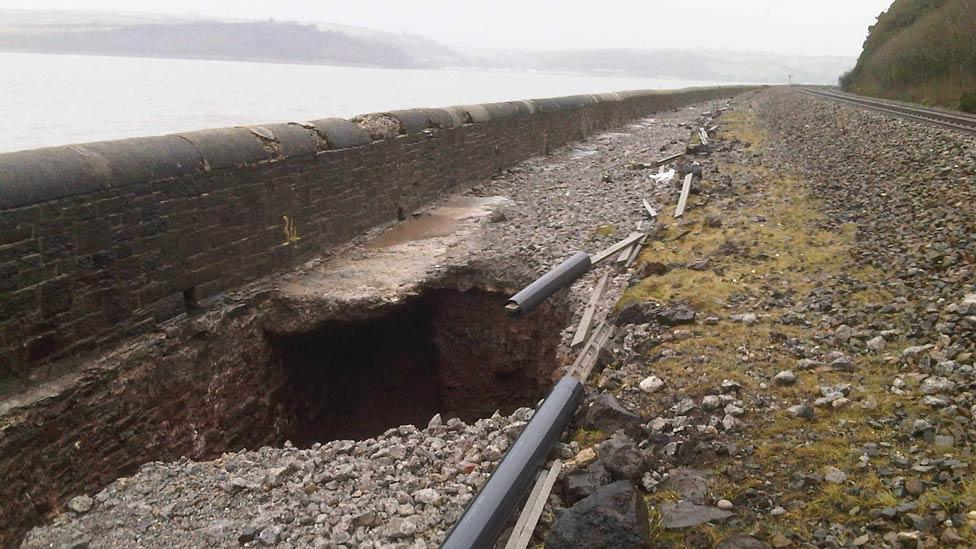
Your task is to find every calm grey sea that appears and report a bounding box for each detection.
[0,52,735,153]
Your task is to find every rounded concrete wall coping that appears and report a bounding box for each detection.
[178,127,274,170]
[455,104,491,123]
[516,100,537,114]
[309,118,372,150]
[0,85,761,209]
[440,107,467,127]
[444,106,476,124]
[387,109,432,134]
[388,108,462,134]
[424,108,461,130]
[0,135,207,209]
[261,123,319,157]
[479,101,520,120]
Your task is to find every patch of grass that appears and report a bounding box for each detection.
[570,427,608,448]
[595,224,616,237]
[917,478,976,514]
[646,489,681,505]
[622,160,848,318]
[715,108,768,151]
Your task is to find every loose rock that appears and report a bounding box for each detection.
[545,481,650,549]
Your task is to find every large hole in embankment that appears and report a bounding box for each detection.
[266,288,568,446]
[4,286,573,547]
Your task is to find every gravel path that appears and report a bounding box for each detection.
[472,103,729,345]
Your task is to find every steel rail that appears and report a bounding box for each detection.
[439,376,585,549]
[800,88,976,136]
[801,88,976,126]
[814,89,976,125]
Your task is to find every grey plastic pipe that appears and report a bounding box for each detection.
[439,376,585,549]
[506,252,592,315]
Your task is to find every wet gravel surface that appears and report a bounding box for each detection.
[471,102,730,346]
[763,89,976,347]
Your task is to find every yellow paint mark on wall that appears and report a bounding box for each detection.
[282,215,300,244]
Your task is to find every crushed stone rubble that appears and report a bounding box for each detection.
[470,102,732,347]
[24,410,534,548]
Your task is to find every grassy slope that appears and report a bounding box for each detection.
[841,0,976,110]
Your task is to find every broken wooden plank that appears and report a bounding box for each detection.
[591,232,645,265]
[508,461,563,549]
[624,235,647,268]
[568,320,615,381]
[504,469,548,549]
[642,199,658,219]
[579,322,614,381]
[571,273,609,347]
[698,127,709,146]
[615,244,634,264]
[674,173,693,218]
[616,232,640,263]
[654,151,684,166]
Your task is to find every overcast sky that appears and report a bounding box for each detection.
[6,0,894,57]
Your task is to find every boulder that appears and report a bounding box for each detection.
[562,461,611,505]
[582,393,642,433]
[597,434,646,481]
[866,336,887,352]
[614,302,696,327]
[959,294,976,315]
[658,305,697,325]
[67,495,93,514]
[920,376,955,395]
[659,501,733,529]
[614,302,658,326]
[773,370,797,386]
[824,466,847,484]
[545,481,650,549]
[660,468,708,504]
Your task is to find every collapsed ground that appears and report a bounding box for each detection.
[22,88,976,548]
[21,100,727,548]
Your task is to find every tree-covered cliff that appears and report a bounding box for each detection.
[841,0,976,111]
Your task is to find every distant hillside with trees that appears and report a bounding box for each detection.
[841,0,976,111]
[0,20,453,68]
[0,9,853,85]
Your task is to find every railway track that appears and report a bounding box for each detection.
[800,88,976,136]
